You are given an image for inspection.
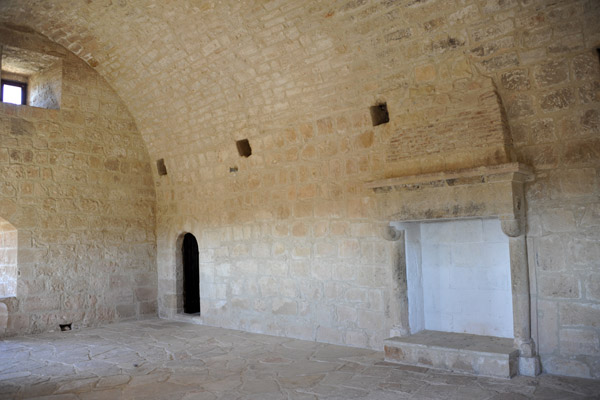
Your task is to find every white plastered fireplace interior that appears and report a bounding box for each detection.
[393,218,514,339]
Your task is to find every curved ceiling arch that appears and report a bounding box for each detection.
[0,1,398,160]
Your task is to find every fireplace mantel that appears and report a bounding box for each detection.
[366,163,534,190]
[369,162,541,377]
[366,163,534,234]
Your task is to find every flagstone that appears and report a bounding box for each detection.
[0,319,599,399]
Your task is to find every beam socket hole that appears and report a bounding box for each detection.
[156,159,167,176]
[236,139,252,158]
[59,323,72,331]
[370,103,389,127]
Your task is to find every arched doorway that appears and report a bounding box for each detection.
[182,233,200,314]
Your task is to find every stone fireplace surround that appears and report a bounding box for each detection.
[366,162,540,377]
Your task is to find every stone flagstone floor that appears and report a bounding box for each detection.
[1,319,599,399]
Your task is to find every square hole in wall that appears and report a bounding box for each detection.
[370,103,389,126]
[236,139,252,157]
[156,158,167,176]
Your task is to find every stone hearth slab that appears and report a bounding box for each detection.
[384,330,519,379]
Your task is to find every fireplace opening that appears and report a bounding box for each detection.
[371,163,540,376]
[394,218,513,338]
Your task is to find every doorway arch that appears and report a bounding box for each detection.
[181,233,200,314]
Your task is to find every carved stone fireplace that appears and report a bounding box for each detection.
[367,162,540,378]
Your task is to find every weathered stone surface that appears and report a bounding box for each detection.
[0,27,156,336]
[534,60,569,87]
[479,53,520,72]
[557,168,598,197]
[506,93,535,119]
[0,302,7,334]
[534,236,566,272]
[384,331,519,379]
[581,108,600,133]
[536,300,558,354]
[547,34,584,54]
[541,208,576,233]
[471,19,514,42]
[2,319,597,398]
[578,81,600,103]
[559,329,600,356]
[0,0,597,381]
[470,36,515,58]
[543,357,591,379]
[540,88,576,112]
[560,303,600,329]
[586,274,600,301]
[521,28,552,48]
[0,218,17,298]
[515,145,558,170]
[562,138,600,166]
[572,53,599,81]
[512,118,556,145]
[501,69,530,91]
[538,273,580,299]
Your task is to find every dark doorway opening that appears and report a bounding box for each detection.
[182,233,200,314]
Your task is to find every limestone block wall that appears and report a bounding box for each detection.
[156,110,393,349]
[29,62,62,110]
[150,1,599,378]
[0,0,598,378]
[387,78,514,172]
[0,217,18,299]
[0,27,157,336]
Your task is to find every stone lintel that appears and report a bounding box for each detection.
[369,163,533,224]
[365,162,534,191]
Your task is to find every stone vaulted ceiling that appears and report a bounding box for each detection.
[0,0,399,159]
[3,0,597,178]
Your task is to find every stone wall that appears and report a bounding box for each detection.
[387,78,514,172]
[0,0,598,378]
[0,26,157,336]
[156,109,393,349]
[0,217,18,299]
[152,0,598,378]
[29,62,62,109]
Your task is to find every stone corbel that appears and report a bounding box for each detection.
[500,218,522,237]
[382,225,402,241]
